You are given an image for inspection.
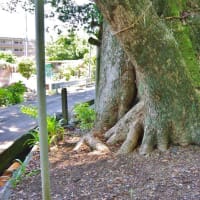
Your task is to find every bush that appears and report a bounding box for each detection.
[17,58,35,79]
[7,81,27,104]
[64,69,71,81]
[20,106,64,146]
[0,88,11,106]
[0,51,16,63]
[74,102,95,131]
[0,81,26,107]
[47,115,64,145]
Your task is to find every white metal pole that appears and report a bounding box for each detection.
[35,0,51,199]
[25,10,28,57]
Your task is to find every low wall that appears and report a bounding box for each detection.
[0,68,12,87]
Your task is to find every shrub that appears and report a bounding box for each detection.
[0,88,11,106]
[17,58,35,79]
[24,130,40,146]
[47,115,64,145]
[64,70,71,81]
[21,106,64,146]
[7,81,27,104]
[0,51,16,63]
[74,102,95,131]
[0,81,26,107]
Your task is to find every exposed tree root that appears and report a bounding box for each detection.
[73,132,110,153]
[74,102,144,155]
[75,100,195,155]
[117,119,143,154]
[105,101,144,154]
[74,100,186,155]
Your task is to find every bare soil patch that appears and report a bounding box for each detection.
[9,131,200,200]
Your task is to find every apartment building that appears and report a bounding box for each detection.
[0,37,35,57]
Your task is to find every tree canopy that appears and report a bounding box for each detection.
[46,32,89,60]
[2,0,101,37]
[47,0,101,35]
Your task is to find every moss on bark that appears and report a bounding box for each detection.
[154,0,200,88]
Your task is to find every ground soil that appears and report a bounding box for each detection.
[8,130,200,200]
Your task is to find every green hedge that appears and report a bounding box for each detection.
[0,81,27,107]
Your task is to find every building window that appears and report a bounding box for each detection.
[14,41,22,44]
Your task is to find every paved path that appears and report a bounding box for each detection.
[0,86,95,153]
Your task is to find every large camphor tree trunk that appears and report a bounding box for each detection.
[74,21,138,153]
[95,21,137,133]
[92,0,200,155]
[76,0,200,155]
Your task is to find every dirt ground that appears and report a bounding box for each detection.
[8,130,200,200]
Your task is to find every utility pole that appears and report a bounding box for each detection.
[24,10,28,57]
[35,0,51,199]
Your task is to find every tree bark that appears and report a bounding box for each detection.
[94,0,200,154]
[152,0,200,88]
[75,21,138,154]
[95,21,137,132]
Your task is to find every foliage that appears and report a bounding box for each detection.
[52,67,70,81]
[49,1,102,36]
[2,0,102,38]
[64,69,71,81]
[10,159,26,188]
[74,102,95,130]
[7,81,27,104]
[21,105,64,146]
[0,0,34,13]
[17,58,35,79]
[25,130,40,146]
[0,81,26,107]
[0,51,16,63]
[0,88,12,106]
[20,105,38,118]
[46,32,89,61]
[46,115,64,145]
[10,157,40,188]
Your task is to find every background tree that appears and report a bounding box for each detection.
[48,0,102,36]
[46,31,89,60]
[0,0,34,12]
[0,51,16,63]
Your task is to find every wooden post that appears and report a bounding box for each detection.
[61,88,68,124]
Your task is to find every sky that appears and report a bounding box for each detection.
[0,0,91,40]
[0,9,35,39]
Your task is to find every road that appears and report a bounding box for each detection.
[0,86,95,152]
